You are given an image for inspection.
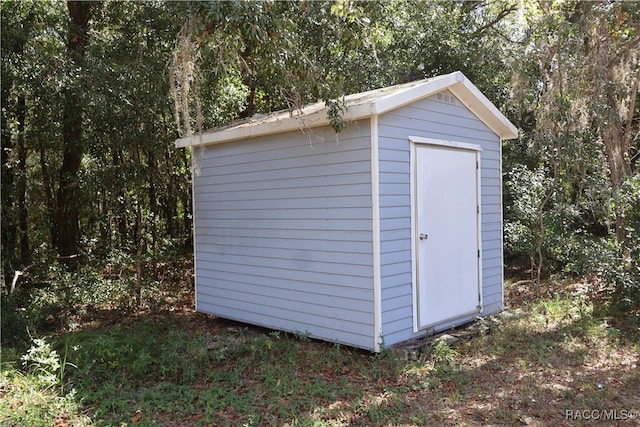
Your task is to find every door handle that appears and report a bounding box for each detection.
[419,233,428,240]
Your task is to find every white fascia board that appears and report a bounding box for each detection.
[174,108,329,148]
[175,103,371,148]
[448,75,519,140]
[371,72,461,115]
[174,103,374,148]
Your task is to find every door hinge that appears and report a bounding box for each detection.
[478,249,480,258]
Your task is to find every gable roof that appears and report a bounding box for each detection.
[175,71,518,148]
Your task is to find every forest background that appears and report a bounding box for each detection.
[2,0,639,349]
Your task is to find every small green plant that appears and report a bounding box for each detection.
[20,338,78,396]
[293,330,311,342]
[0,339,88,427]
[426,339,470,391]
[21,338,62,388]
[431,340,458,370]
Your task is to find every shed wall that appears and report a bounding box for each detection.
[377,90,504,346]
[192,121,376,349]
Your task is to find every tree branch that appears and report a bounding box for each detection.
[471,5,518,37]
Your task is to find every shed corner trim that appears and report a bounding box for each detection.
[370,113,383,352]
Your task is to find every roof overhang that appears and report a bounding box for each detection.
[175,71,518,148]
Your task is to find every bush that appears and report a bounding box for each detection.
[594,176,640,315]
[503,164,548,269]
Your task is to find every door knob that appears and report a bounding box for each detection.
[419,233,428,240]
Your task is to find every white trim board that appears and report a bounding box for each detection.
[409,136,483,152]
[410,139,418,333]
[190,148,199,311]
[370,114,382,352]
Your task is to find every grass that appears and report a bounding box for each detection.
[1,279,639,426]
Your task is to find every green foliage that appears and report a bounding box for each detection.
[1,242,192,351]
[0,293,29,350]
[54,322,354,425]
[1,0,192,279]
[503,163,547,265]
[587,176,640,314]
[502,1,639,319]
[20,338,62,388]
[503,114,639,309]
[173,0,518,136]
[431,341,459,370]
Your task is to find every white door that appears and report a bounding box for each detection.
[415,141,481,329]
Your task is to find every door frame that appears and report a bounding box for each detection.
[409,136,483,332]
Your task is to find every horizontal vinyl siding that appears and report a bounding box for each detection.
[378,90,504,346]
[377,121,414,347]
[193,122,376,349]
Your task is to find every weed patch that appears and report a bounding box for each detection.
[0,339,91,427]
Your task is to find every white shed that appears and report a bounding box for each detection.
[175,71,518,351]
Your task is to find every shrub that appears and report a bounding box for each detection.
[589,175,640,317]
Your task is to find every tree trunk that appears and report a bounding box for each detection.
[131,137,144,307]
[588,10,638,244]
[55,1,92,266]
[600,76,635,243]
[111,147,128,244]
[134,202,143,307]
[40,147,56,248]
[601,124,631,242]
[16,95,30,264]
[148,148,158,278]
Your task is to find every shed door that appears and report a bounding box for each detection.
[415,142,481,329]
